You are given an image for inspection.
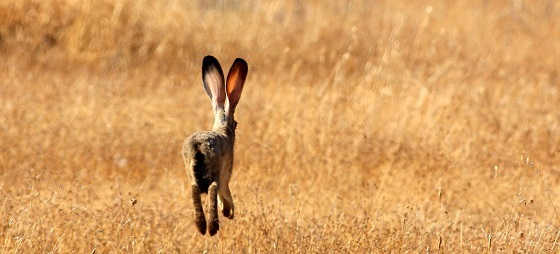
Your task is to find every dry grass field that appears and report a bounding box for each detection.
[1,0,559,252]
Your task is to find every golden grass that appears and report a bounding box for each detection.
[1,0,559,252]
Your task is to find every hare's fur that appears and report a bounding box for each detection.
[182,56,247,236]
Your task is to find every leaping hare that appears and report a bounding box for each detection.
[182,55,248,236]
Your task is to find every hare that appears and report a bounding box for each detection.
[182,55,248,236]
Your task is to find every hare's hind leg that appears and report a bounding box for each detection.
[184,149,206,235]
[190,184,207,235]
[207,181,220,236]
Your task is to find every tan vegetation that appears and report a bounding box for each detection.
[1,0,559,252]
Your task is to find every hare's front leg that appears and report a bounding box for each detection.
[219,183,235,219]
[190,184,206,235]
[207,181,220,236]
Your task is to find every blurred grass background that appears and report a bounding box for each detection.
[0,0,559,252]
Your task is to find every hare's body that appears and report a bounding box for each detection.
[183,55,247,236]
[183,129,235,235]
[184,130,233,194]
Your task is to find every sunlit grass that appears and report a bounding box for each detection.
[0,0,559,252]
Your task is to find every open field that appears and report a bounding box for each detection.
[1,0,559,252]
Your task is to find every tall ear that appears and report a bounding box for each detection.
[226,58,248,113]
[202,55,226,109]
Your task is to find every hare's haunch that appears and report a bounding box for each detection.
[183,55,248,236]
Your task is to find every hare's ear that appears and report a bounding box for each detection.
[202,55,226,109]
[226,58,248,113]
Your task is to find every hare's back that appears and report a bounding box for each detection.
[186,131,229,159]
[184,131,228,192]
